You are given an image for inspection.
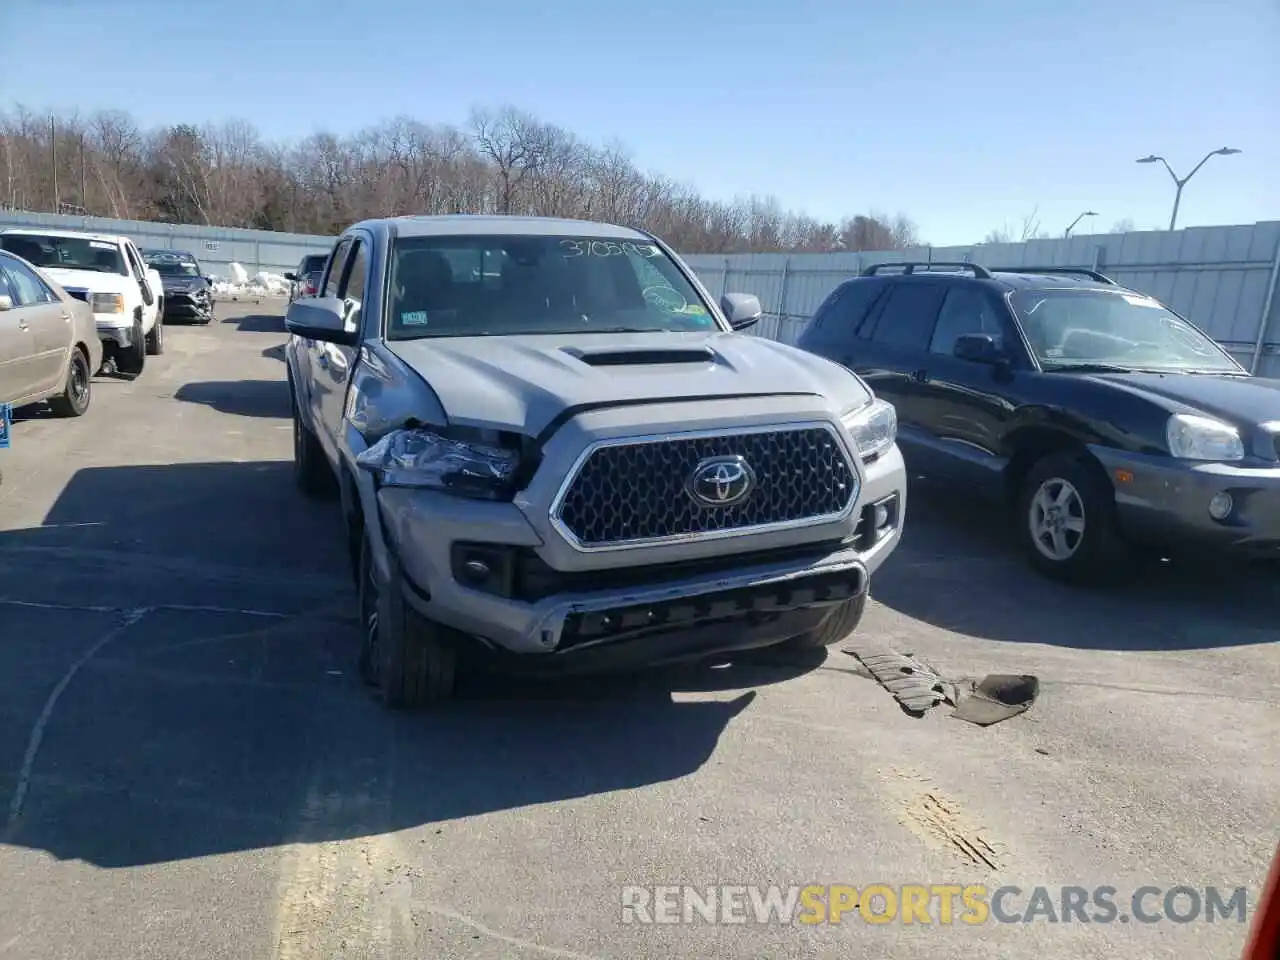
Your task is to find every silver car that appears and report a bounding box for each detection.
[285,215,907,707]
[0,249,102,417]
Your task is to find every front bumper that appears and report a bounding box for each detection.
[1092,446,1280,555]
[95,318,135,348]
[375,442,906,660]
[162,291,213,320]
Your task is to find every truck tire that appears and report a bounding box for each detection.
[145,313,165,355]
[1017,451,1129,585]
[780,593,867,650]
[116,317,146,378]
[291,396,335,497]
[358,533,456,706]
[47,346,92,418]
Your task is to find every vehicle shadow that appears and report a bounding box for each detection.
[874,478,1280,650]
[227,313,285,333]
[174,380,291,419]
[0,459,823,869]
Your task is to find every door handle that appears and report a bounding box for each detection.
[17,320,28,331]
[61,312,72,321]
[911,369,929,382]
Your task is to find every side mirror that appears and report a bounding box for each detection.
[284,272,297,282]
[953,332,1003,364]
[0,295,11,311]
[139,279,155,307]
[204,276,216,285]
[286,297,358,346]
[720,292,763,330]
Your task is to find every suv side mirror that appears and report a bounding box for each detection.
[954,332,1003,364]
[286,297,358,346]
[721,292,762,330]
[284,272,297,282]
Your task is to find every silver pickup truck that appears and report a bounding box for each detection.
[285,215,907,707]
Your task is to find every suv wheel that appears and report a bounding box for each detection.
[780,593,867,650]
[116,318,146,378]
[358,533,456,706]
[1017,452,1127,585]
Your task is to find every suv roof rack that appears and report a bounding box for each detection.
[992,266,1117,285]
[861,261,993,279]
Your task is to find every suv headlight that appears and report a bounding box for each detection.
[355,428,520,498]
[91,292,124,313]
[1166,413,1244,462]
[842,398,897,460]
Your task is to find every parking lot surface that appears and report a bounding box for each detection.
[0,302,1276,960]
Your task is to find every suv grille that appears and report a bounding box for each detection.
[554,426,857,548]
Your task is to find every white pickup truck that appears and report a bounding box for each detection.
[0,228,165,377]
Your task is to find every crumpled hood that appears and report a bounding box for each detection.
[386,331,869,435]
[1086,370,1280,430]
[40,267,132,294]
[158,275,208,293]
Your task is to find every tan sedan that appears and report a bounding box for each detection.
[0,249,102,417]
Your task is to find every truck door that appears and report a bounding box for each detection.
[304,236,355,462]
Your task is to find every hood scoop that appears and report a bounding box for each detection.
[560,344,717,367]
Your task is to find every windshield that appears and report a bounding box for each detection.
[142,251,203,276]
[0,233,127,275]
[386,235,719,340]
[302,255,327,273]
[1011,289,1241,373]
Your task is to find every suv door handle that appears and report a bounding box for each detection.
[911,369,929,382]
[17,319,28,331]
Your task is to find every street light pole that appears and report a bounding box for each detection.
[1064,210,1098,238]
[1136,147,1242,231]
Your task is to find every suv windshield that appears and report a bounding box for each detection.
[386,235,719,339]
[142,251,202,277]
[1011,289,1241,373]
[0,233,127,275]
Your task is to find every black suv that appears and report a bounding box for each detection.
[797,262,1280,583]
[140,248,214,324]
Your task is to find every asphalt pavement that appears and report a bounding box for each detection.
[0,302,1276,960]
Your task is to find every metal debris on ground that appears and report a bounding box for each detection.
[843,644,1038,726]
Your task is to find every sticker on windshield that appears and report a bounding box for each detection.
[400,311,429,326]
[1121,294,1160,308]
[675,304,707,315]
[90,240,116,250]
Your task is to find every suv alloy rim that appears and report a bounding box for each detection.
[1029,477,1086,561]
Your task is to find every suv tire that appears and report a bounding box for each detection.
[48,346,92,418]
[1017,451,1128,585]
[116,317,146,378]
[145,314,165,355]
[358,533,456,706]
[780,593,867,650]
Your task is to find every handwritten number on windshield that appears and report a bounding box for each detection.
[560,239,660,259]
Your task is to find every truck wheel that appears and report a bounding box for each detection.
[116,318,146,378]
[780,593,867,650]
[1017,451,1128,585]
[47,346,93,417]
[145,313,165,355]
[358,533,456,706]
[291,396,335,498]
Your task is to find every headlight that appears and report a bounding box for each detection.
[842,398,898,460]
[355,428,520,498]
[91,293,124,313]
[1166,413,1244,461]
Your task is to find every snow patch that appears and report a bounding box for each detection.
[210,261,291,299]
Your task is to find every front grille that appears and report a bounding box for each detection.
[555,426,857,548]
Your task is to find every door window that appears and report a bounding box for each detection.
[930,286,1005,356]
[865,282,947,351]
[323,239,353,298]
[339,240,369,333]
[0,255,58,305]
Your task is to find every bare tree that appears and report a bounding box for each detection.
[1110,218,1136,233]
[0,101,929,254]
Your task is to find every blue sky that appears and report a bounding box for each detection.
[3,0,1277,245]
